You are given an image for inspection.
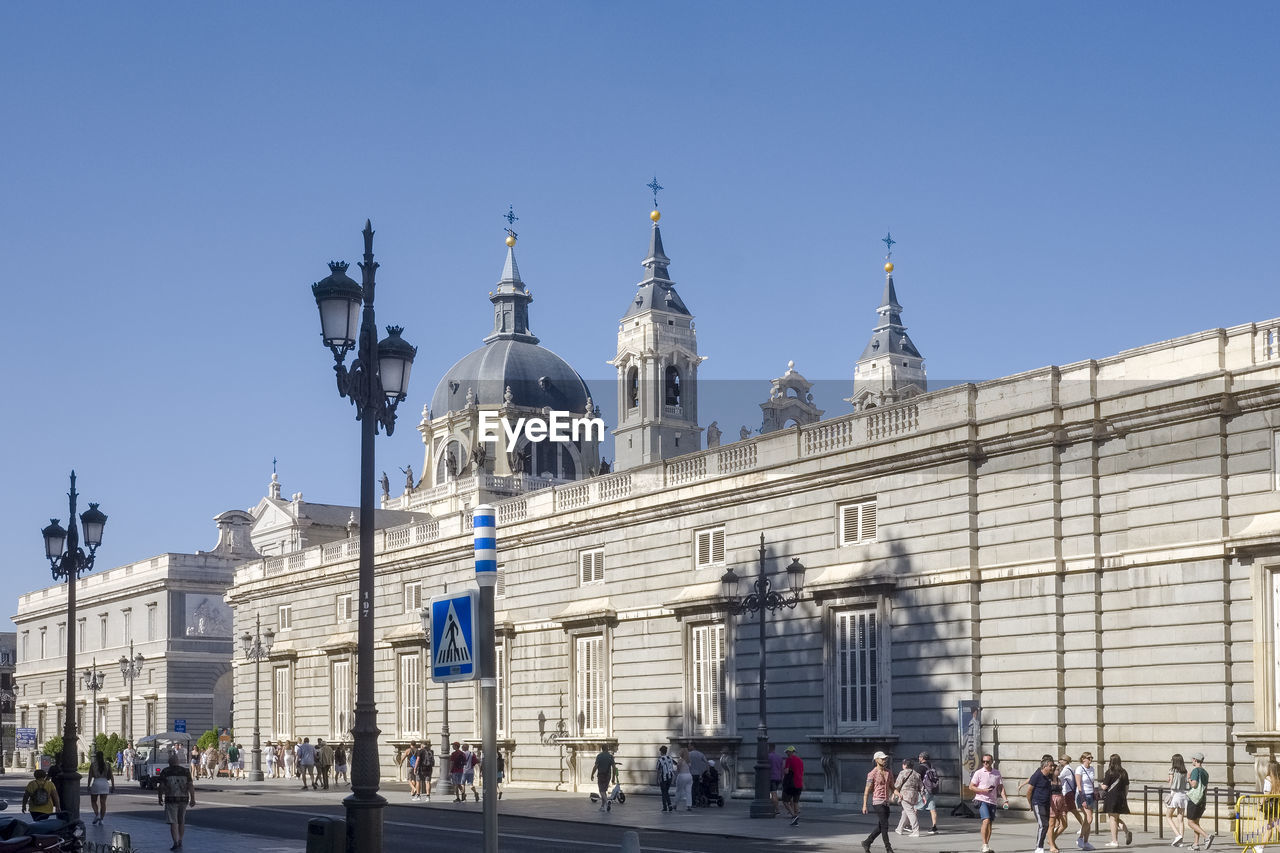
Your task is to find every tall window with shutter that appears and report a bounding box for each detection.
[397,652,420,737]
[694,527,725,569]
[839,500,878,545]
[691,623,725,730]
[273,664,292,739]
[836,607,879,726]
[580,549,605,585]
[575,635,606,736]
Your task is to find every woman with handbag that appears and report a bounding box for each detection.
[1099,754,1133,847]
[1165,754,1189,845]
[87,749,116,825]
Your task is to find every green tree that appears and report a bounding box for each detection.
[93,733,127,763]
[41,735,62,758]
[196,729,219,750]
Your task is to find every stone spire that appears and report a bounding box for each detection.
[484,225,538,344]
[850,235,927,411]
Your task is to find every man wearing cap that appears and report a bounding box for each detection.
[1185,752,1213,850]
[863,751,895,852]
[969,753,1011,853]
[782,746,805,826]
[449,742,466,802]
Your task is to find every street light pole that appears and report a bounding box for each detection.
[0,678,17,776]
[118,642,145,751]
[418,607,452,798]
[81,660,105,754]
[240,613,274,782]
[721,534,806,820]
[41,471,108,822]
[312,221,417,853]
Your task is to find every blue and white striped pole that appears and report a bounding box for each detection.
[473,503,498,852]
[473,504,497,587]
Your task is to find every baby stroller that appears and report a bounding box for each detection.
[693,761,725,808]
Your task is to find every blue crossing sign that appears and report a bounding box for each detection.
[430,590,478,683]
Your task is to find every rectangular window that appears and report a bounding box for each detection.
[694,527,725,569]
[145,700,157,737]
[20,632,27,661]
[147,604,158,641]
[691,623,726,730]
[272,665,292,740]
[404,582,422,614]
[76,707,84,740]
[122,609,132,644]
[398,652,421,737]
[96,704,108,737]
[575,635,606,736]
[278,605,293,632]
[839,499,878,545]
[1274,429,1280,491]
[580,548,605,585]
[496,642,507,738]
[39,630,46,659]
[332,658,353,739]
[77,619,86,653]
[57,624,65,656]
[337,594,354,622]
[836,607,880,725]
[99,615,108,649]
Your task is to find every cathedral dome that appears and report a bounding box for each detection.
[430,338,592,415]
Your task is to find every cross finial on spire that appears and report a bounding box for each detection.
[647,175,664,208]
[504,205,518,240]
[882,231,896,260]
[272,456,277,474]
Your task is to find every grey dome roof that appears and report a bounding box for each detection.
[430,338,593,415]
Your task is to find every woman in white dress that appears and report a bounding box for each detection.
[87,749,115,825]
[1165,754,1189,845]
[284,740,298,778]
[265,741,277,778]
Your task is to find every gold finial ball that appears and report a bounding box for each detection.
[505,235,516,248]
[650,209,661,222]
[884,262,894,273]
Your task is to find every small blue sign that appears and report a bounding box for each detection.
[430,590,478,683]
[15,727,36,750]
[174,719,187,733]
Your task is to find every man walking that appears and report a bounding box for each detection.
[415,742,434,801]
[157,752,196,851]
[688,745,709,805]
[969,753,1011,853]
[1185,752,1214,850]
[657,745,676,812]
[591,745,617,812]
[449,742,466,801]
[862,750,894,850]
[297,737,316,790]
[316,738,334,790]
[769,743,785,816]
[916,751,941,833]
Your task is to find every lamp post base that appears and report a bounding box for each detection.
[343,790,387,852]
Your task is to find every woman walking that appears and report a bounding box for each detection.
[1166,754,1189,846]
[1099,754,1133,847]
[675,748,694,812]
[1262,760,1280,839]
[1054,755,1086,852]
[894,757,922,836]
[87,749,115,825]
[284,740,298,779]
[1075,752,1098,851]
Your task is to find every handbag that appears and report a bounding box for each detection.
[1188,783,1205,805]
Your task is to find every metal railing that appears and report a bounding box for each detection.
[1141,785,1249,837]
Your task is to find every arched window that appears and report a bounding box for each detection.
[665,366,681,407]
[626,366,639,409]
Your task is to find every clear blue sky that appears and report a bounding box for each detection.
[2,2,1276,623]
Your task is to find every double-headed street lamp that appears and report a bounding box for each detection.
[721,533,806,820]
[240,613,275,782]
[41,471,107,820]
[82,661,105,753]
[312,221,417,852]
[118,642,145,748]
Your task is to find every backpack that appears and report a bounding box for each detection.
[30,783,50,807]
[923,766,940,793]
[162,769,190,799]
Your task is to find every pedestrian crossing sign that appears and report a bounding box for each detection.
[430,590,478,683]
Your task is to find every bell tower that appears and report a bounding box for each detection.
[850,232,926,410]
[611,186,704,470]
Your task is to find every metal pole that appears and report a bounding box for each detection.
[89,660,98,753]
[474,505,498,853]
[440,683,451,796]
[750,537,772,819]
[59,474,83,821]
[127,643,134,748]
[344,224,387,853]
[250,614,264,782]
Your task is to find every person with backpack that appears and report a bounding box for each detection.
[414,743,434,801]
[656,745,676,812]
[916,751,941,834]
[21,768,59,821]
[157,752,196,851]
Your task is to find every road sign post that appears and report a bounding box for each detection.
[429,591,478,683]
[474,504,498,853]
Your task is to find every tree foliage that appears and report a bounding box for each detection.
[196,729,219,750]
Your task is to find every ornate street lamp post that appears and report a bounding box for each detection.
[0,678,16,775]
[311,221,417,852]
[81,661,105,754]
[240,613,274,782]
[41,471,107,820]
[118,642,145,750]
[721,534,805,820]
[418,606,451,798]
